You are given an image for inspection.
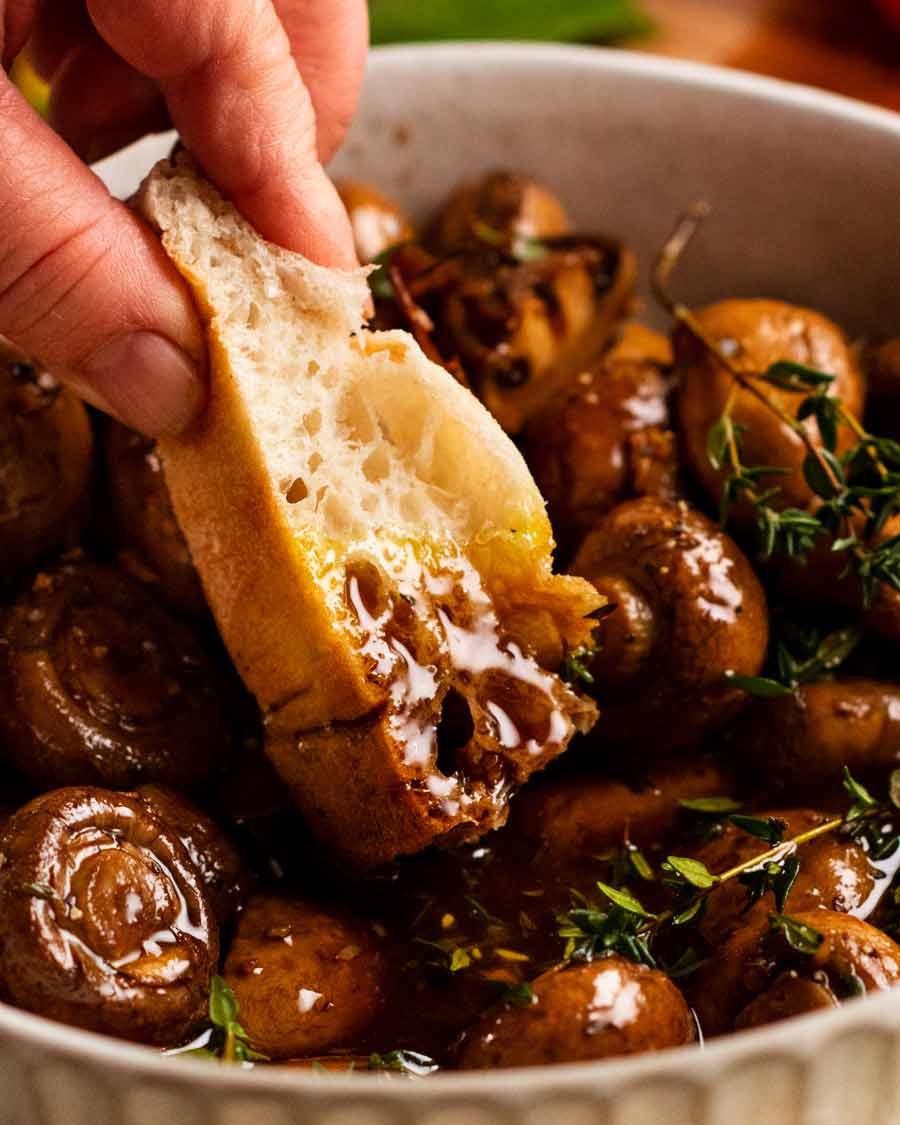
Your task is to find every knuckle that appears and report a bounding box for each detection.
[0,211,122,356]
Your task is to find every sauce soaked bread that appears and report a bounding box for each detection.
[139,155,600,867]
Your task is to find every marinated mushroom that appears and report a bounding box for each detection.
[134,785,253,925]
[692,809,878,946]
[104,421,206,618]
[456,957,694,1069]
[692,910,900,1036]
[522,324,680,555]
[223,895,392,1060]
[731,680,900,796]
[675,299,865,521]
[378,174,636,434]
[0,787,217,1044]
[569,497,769,752]
[0,559,229,789]
[426,171,571,256]
[335,179,414,264]
[513,755,734,864]
[0,341,93,586]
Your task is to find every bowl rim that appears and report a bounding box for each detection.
[354,39,900,137]
[10,39,900,1096]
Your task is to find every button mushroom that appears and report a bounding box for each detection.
[731,679,900,796]
[0,559,229,789]
[222,895,392,1059]
[522,324,680,555]
[0,787,217,1044]
[675,299,865,523]
[692,809,878,946]
[692,910,900,1036]
[570,497,769,753]
[0,341,93,587]
[426,171,571,256]
[513,755,734,864]
[456,957,694,1069]
[133,785,254,925]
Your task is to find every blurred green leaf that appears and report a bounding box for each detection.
[370,0,653,46]
[11,55,49,118]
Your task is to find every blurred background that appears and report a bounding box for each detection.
[13,0,900,116]
[368,0,900,113]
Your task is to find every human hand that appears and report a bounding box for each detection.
[0,0,368,434]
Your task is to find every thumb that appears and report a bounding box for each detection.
[0,77,205,435]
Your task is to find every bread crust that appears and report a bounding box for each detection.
[157,329,387,728]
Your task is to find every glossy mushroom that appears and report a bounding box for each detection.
[335,179,414,264]
[134,785,253,925]
[731,679,900,796]
[522,324,679,555]
[456,957,694,1069]
[569,497,769,753]
[380,174,636,434]
[675,299,865,521]
[223,895,392,1059]
[426,171,571,256]
[692,910,900,1036]
[104,421,206,618]
[0,559,229,789]
[0,340,93,586]
[0,787,217,1044]
[692,809,878,946]
[513,755,734,864]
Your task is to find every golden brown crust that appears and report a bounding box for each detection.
[158,333,387,730]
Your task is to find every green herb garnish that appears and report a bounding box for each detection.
[728,815,786,845]
[661,856,717,890]
[560,645,597,686]
[769,913,824,955]
[653,206,900,606]
[739,854,800,913]
[368,1050,438,1076]
[843,766,879,820]
[183,976,267,1064]
[498,981,537,1007]
[727,623,863,698]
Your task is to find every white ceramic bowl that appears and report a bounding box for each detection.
[6,42,900,1125]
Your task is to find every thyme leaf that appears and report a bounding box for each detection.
[560,645,597,686]
[368,1050,438,1076]
[769,913,824,955]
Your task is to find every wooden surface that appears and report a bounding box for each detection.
[632,0,900,114]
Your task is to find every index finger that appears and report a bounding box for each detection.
[87,0,357,267]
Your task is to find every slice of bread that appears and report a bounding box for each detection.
[140,155,600,867]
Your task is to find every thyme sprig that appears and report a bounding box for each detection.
[559,768,900,975]
[560,645,598,686]
[179,976,267,1064]
[652,205,900,605]
[725,621,864,698]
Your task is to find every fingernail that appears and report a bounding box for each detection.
[82,332,205,435]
